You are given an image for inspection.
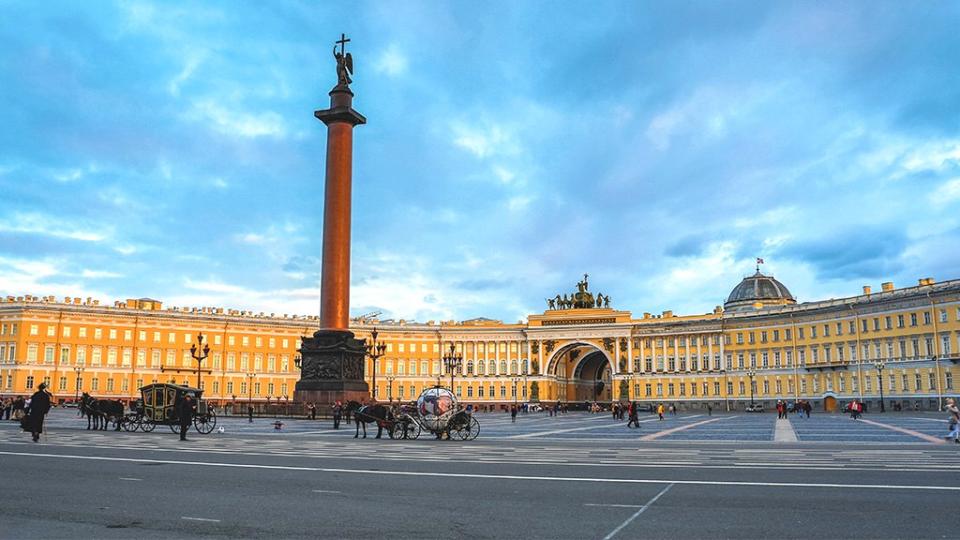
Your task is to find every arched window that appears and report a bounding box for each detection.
[487,360,496,374]
[467,361,474,375]
[477,361,484,375]
[499,360,507,374]
[510,361,518,375]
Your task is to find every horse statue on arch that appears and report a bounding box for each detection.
[80,393,124,431]
[344,401,394,439]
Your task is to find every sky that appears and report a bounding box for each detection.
[2,1,960,324]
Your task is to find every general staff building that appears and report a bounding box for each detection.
[1,271,958,412]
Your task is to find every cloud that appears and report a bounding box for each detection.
[451,122,513,159]
[81,269,123,279]
[187,100,287,138]
[374,44,409,77]
[168,53,205,96]
[930,178,960,207]
[0,213,109,242]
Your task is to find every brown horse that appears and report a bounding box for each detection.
[345,401,393,439]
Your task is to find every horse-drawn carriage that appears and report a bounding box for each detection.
[352,387,479,441]
[126,383,218,434]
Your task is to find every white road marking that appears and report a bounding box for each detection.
[774,418,799,442]
[602,483,674,540]
[640,417,728,441]
[4,451,960,491]
[181,516,220,522]
[313,489,341,494]
[585,503,644,508]
[118,477,142,481]
[509,417,661,439]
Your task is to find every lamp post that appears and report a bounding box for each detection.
[511,376,521,408]
[874,360,886,413]
[246,373,256,422]
[365,328,387,401]
[73,366,84,404]
[386,375,396,402]
[189,332,211,390]
[746,369,756,408]
[442,342,463,392]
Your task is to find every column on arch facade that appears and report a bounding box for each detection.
[627,336,633,373]
[639,338,646,373]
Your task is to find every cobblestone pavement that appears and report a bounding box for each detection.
[3,407,955,444]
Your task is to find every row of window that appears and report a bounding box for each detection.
[8,375,289,398]
[734,308,959,345]
[18,345,291,372]
[24,325,296,350]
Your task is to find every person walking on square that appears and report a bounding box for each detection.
[247,404,254,423]
[944,398,959,443]
[707,404,713,416]
[177,394,195,441]
[510,404,517,423]
[803,401,812,418]
[627,402,640,429]
[657,403,664,421]
[308,402,316,420]
[24,383,51,442]
[2,397,10,420]
[332,400,343,429]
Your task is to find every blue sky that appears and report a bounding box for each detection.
[2,1,960,323]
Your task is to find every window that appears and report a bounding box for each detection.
[165,350,175,366]
[255,337,262,347]
[29,324,38,336]
[873,318,880,331]
[773,330,780,342]
[923,312,931,325]
[151,350,160,367]
[228,336,235,346]
[761,352,768,368]
[44,346,55,364]
[946,372,954,390]
[928,372,937,390]
[823,325,829,337]
[737,354,744,369]
[749,353,756,368]
[107,348,117,366]
[91,377,99,391]
[726,381,733,395]
[46,325,55,337]
[738,381,745,395]
[748,332,755,344]
[26,375,34,389]
[762,380,769,394]
[897,314,904,328]
[227,382,234,395]
[736,333,744,344]
[836,322,843,336]
[760,331,767,343]
[775,379,782,394]
[910,313,917,327]
[798,327,805,340]
[125,330,133,341]
[785,328,792,341]
[810,326,817,339]
[109,328,117,340]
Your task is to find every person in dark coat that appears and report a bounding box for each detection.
[626,401,640,429]
[332,401,342,429]
[177,394,195,441]
[248,404,254,423]
[26,383,52,442]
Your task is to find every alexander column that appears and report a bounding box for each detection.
[294,34,369,406]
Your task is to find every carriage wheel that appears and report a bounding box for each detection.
[141,418,156,432]
[407,421,422,440]
[121,414,139,432]
[169,423,180,434]
[465,417,480,441]
[194,411,217,434]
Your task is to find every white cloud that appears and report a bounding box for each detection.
[53,168,84,183]
[168,53,205,96]
[733,206,799,229]
[374,44,409,77]
[930,177,960,207]
[211,177,228,189]
[81,269,123,279]
[188,100,287,138]
[0,256,106,301]
[114,244,138,255]
[492,165,516,184]
[451,122,512,158]
[237,233,266,244]
[0,212,109,242]
[506,195,533,212]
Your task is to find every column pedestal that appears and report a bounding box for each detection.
[294,329,369,405]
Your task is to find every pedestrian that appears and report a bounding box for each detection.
[24,384,51,442]
[511,404,517,423]
[332,400,342,429]
[177,394,195,441]
[707,404,713,417]
[804,401,812,418]
[627,401,640,429]
[657,403,664,421]
[247,404,254,423]
[944,398,959,443]
[308,402,317,420]
[669,404,676,416]
[2,397,10,420]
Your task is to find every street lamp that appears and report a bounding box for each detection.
[189,332,211,390]
[386,375,396,402]
[246,373,256,422]
[511,376,521,408]
[874,360,886,413]
[442,342,463,391]
[73,366,84,404]
[365,328,387,400]
[746,369,757,408]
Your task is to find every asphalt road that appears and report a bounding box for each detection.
[2,412,959,539]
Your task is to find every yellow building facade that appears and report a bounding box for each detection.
[1,273,958,412]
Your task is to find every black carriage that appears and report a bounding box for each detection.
[136,383,218,434]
